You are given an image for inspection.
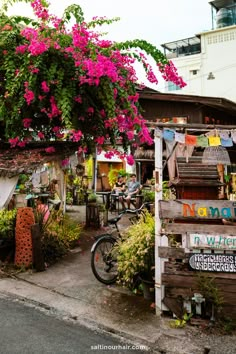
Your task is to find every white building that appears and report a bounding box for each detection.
[161,0,236,102]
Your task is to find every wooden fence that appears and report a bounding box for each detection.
[158,199,236,319]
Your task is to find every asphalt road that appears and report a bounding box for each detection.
[0,296,150,354]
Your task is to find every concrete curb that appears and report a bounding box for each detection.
[0,277,204,354]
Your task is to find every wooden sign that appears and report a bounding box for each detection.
[189,253,236,273]
[159,200,236,219]
[189,233,236,250]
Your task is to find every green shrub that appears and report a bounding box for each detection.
[142,190,155,203]
[115,211,155,286]
[40,210,82,264]
[0,209,17,239]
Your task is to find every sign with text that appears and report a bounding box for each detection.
[189,253,236,273]
[189,233,236,250]
[159,200,236,219]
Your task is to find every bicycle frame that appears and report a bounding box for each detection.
[91,202,151,281]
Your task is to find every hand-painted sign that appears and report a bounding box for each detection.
[159,200,236,219]
[189,253,236,273]
[189,233,236,250]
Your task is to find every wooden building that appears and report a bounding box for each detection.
[135,88,236,183]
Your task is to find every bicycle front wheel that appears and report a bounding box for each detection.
[91,235,118,285]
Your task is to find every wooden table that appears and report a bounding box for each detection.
[96,191,111,210]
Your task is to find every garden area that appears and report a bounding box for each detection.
[0,205,82,275]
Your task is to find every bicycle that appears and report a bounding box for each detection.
[91,202,151,285]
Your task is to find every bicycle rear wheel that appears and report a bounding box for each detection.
[91,235,118,285]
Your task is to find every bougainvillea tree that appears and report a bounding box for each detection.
[0,0,185,164]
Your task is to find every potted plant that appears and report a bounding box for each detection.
[142,190,155,203]
[87,192,97,204]
[114,211,155,299]
[141,189,155,215]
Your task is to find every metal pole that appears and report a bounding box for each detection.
[146,122,236,131]
[154,128,163,314]
[92,148,98,192]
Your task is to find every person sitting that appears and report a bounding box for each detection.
[119,173,141,209]
[110,175,126,210]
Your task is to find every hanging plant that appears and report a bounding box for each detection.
[0,0,186,164]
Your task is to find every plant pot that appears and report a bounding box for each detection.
[0,238,15,262]
[141,279,155,301]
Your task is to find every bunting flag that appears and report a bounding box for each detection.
[232,131,236,144]
[174,132,185,143]
[208,136,221,146]
[163,129,236,148]
[185,134,197,146]
[163,129,175,141]
[197,135,209,147]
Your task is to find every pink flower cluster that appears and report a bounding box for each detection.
[22,118,32,128]
[24,83,35,105]
[9,137,26,148]
[31,0,50,21]
[158,61,187,88]
[5,0,186,165]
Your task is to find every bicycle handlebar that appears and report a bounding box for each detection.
[106,202,151,226]
[120,202,151,215]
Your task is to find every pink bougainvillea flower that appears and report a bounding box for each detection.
[41,81,50,93]
[28,65,40,74]
[37,131,45,139]
[126,154,135,166]
[16,45,28,54]
[31,0,50,21]
[87,107,94,114]
[126,131,134,140]
[38,95,45,101]
[104,151,115,159]
[24,88,35,105]
[96,136,105,145]
[22,118,32,128]
[72,130,83,142]
[17,141,26,148]
[78,146,87,155]
[74,95,82,103]
[0,0,186,156]
[9,137,19,148]
[61,158,69,167]
[21,27,38,40]
[52,126,61,133]
[55,133,65,139]
[45,146,56,153]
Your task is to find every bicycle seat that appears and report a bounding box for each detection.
[107,215,122,225]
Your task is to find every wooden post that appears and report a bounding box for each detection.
[154,128,163,314]
[31,223,45,272]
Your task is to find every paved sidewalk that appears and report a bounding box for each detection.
[0,205,235,353]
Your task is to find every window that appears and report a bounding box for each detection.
[190,69,198,75]
[167,81,182,91]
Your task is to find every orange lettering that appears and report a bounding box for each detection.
[183,203,195,217]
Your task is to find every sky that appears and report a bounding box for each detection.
[5,0,213,89]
